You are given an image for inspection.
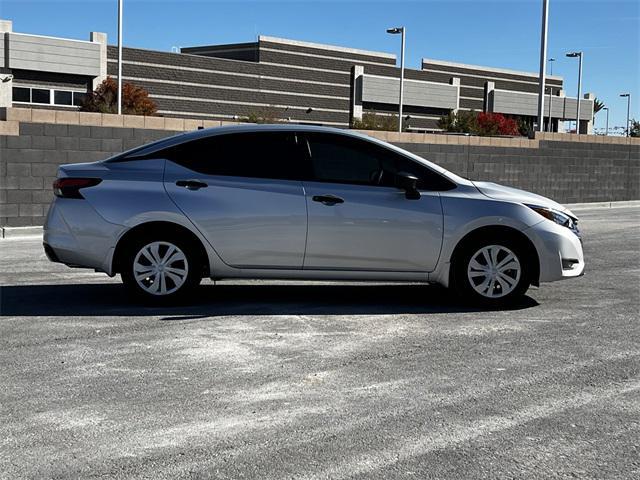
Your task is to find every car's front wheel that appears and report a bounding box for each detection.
[453,237,531,306]
[121,235,201,302]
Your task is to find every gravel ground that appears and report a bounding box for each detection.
[1,207,639,479]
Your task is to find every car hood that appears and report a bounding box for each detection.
[472,181,577,218]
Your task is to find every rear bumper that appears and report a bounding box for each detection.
[525,220,585,283]
[43,242,60,263]
[43,198,124,274]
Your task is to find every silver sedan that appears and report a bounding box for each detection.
[43,125,584,305]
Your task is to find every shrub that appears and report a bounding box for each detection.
[517,117,534,137]
[239,106,283,124]
[438,111,521,136]
[476,112,519,136]
[438,110,477,134]
[630,119,639,137]
[80,77,157,115]
[351,111,399,131]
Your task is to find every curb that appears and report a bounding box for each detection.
[1,226,44,239]
[564,200,640,211]
[1,200,638,240]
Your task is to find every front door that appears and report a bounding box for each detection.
[301,133,445,272]
[163,131,308,269]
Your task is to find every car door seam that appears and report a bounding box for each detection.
[301,182,310,270]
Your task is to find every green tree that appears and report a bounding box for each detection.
[630,119,640,137]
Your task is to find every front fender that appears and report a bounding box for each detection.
[428,194,543,287]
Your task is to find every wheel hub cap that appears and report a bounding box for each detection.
[467,245,521,298]
[133,241,189,296]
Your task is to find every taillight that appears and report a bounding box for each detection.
[53,178,102,199]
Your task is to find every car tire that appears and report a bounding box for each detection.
[452,236,531,306]
[121,233,202,303]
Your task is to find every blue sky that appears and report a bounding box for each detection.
[1,0,638,132]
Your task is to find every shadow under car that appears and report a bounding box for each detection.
[0,282,539,318]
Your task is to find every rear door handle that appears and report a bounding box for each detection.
[312,194,344,206]
[176,180,208,190]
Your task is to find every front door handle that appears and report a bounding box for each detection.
[176,180,208,190]
[312,194,344,206]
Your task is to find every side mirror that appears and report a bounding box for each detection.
[395,171,421,200]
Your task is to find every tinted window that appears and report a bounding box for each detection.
[306,134,381,185]
[31,88,50,104]
[305,133,455,191]
[165,132,307,181]
[54,90,73,105]
[378,150,456,191]
[12,87,30,102]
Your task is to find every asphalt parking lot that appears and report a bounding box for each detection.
[1,207,639,479]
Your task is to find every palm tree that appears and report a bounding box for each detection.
[593,98,605,115]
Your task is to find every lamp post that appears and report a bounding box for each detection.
[566,51,583,133]
[620,93,630,137]
[547,57,555,132]
[601,107,609,136]
[387,27,405,133]
[117,0,123,115]
[536,0,549,132]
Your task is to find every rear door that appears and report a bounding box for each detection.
[301,133,446,272]
[163,131,308,269]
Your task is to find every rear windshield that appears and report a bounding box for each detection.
[105,132,190,163]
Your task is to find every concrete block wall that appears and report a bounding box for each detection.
[0,122,179,227]
[0,108,638,228]
[396,141,639,204]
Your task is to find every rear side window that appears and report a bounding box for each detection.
[305,133,455,191]
[164,132,307,181]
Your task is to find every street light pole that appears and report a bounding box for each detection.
[566,51,583,133]
[620,93,630,137]
[117,0,123,115]
[387,27,405,133]
[536,0,549,132]
[547,57,555,132]
[603,107,609,136]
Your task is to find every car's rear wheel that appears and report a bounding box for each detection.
[121,235,201,302]
[453,237,531,306]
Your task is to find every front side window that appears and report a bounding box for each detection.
[305,133,455,191]
[164,132,307,181]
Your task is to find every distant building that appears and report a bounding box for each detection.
[0,19,595,133]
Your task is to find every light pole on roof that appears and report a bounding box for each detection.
[536,0,550,132]
[547,57,555,132]
[117,0,123,115]
[620,93,630,137]
[387,27,405,133]
[566,51,583,134]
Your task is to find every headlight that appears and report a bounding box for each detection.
[526,204,580,237]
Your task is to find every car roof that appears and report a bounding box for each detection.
[106,123,466,185]
[109,124,373,160]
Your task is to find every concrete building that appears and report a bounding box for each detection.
[0,19,595,133]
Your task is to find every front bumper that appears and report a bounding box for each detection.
[525,219,585,283]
